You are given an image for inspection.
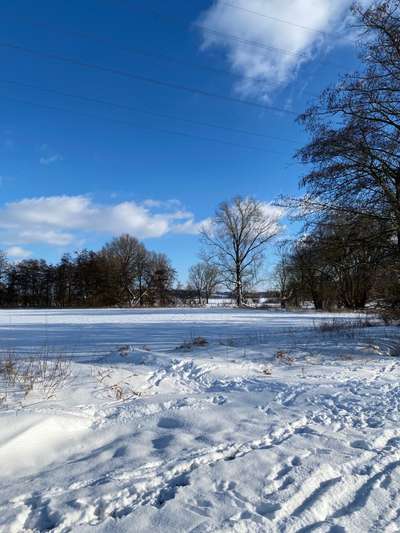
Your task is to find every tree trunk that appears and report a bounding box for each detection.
[236,277,242,306]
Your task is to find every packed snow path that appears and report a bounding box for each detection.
[0,309,399,532]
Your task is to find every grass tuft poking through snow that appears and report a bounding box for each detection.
[0,352,72,406]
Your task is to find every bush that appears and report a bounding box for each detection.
[0,352,72,405]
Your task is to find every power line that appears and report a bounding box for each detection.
[0,93,291,154]
[0,41,300,115]
[120,2,347,71]
[24,20,288,92]
[0,79,300,144]
[18,18,320,101]
[31,20,242,80]
[215,2,341,38]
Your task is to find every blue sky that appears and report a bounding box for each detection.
[0,0,364,283]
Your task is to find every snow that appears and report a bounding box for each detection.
[0,308,400,532]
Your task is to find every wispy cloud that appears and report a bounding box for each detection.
[39,144,63,166]
[1,130,15,151]
[0,195,206,248]
[142,199,182,209]
[197,0,372,101]
[39,154,63,166]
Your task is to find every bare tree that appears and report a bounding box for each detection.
[273,242,292,308]
[201,197,280,306]
[282,0,400,316]
[188,262,220,304]
[293,1,400,256]
[145,252,176,306]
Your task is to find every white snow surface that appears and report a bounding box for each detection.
[0,308,400,532]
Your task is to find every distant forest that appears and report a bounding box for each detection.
[0,235,177,308]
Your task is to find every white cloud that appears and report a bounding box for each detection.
[197,0,371,100]
[259,202,285,220]
[171,217,213,235]
[40,154,63,165]
[6,246,32,259]
[259,201,285,235]
[0,195,207,248]
[39,144,63,165]
[142,199,181,209]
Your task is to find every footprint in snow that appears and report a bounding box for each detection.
[112,445,128,458]
[152,435,174,450]
[158,417,184,429]
[351,439,372,451]
[216,480,237,491]
[255,501,282,516]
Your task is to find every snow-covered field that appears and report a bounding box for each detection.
[1,308,400,532]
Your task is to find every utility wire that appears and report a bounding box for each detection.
[120,1,348,71]
[214,2,346,38]
[0,41,300,115]
[13,18,322,104]
[0,79,300,144]
[0,93,291,154]
[24,19,318,97]
[9,11,330,106]
[30,20,245,80]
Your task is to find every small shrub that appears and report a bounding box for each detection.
[276,351,294,365]
[316,317,375,336]
[95,367,142,401]
[192,336,208,347]
[380,307,400,325]
[0,352,72,404]
[96,368,113,383]
[117,345,131,357]
[177,336,208,350]
[107,383,142,401]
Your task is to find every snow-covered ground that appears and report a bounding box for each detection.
[0,308,400,532]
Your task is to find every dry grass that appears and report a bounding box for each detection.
[177,336,209,350]
[0,352,72,405]
[94,367,142,401]
[276,350,294,365]
[315,317,375,337]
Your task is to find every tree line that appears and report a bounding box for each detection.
[0,235,176,307]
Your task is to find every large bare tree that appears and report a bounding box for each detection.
[201,197,280,306]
